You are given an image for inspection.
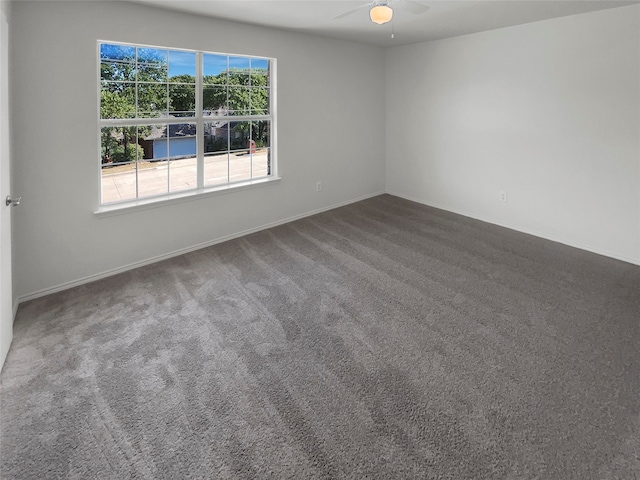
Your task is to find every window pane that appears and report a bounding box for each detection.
[138,64,168,83]
[204,152,229,187]
[140,124,168,161]
[229,57,251,77]
[250,71,268,88]
[101,126,127,166]
[101,125,147,203]
[100,83,135,119]
[229,121,252,181]
[137,123,169,198]
[229,56,250,69]
[229,121,250,152]
[168,50,196,81]
[251,120,270,148]
[100,43,135,62]
[203,54,227,84]
[138,47,166,62]
[251,148,270,178]
[250,58,269,87]
[162,123,197,192]
[203,85,227,114]
[250,121,270,178]
[100,125,141,166]
[228,71,250,86]
[169,84,195,117]
[137,48,168,83]
[251,58,268,71]
[138,160,169,197]
[204,121,229,153]
[169,157,197,192]
[101,61,135,82]
[137,83,167,117]
[102,165,137,204]
[229,151,251,183]
[168,124,197,158]
[228,56,250,86]
[228,87,250,115]
[250,88,269,115]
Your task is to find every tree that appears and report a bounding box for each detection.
[168,74,196,114]
[203,69,269,114]
[100,47,166,165]
[100,46,271,165]
[101,46,167,117]
[100,90,148,166]
[252,121,269,147]
[100,90,133,164]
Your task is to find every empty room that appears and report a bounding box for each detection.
[0,0,639,478]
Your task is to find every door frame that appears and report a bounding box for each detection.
[0,0,13,370]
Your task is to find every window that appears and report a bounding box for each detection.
[99,42,274,206]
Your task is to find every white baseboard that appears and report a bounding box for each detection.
[386,190,640,267]
[17,191,385,305]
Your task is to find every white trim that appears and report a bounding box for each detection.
[19,191,385,304]
[100,114,272,127]
[387,190,640,267]
[195,51,204,189]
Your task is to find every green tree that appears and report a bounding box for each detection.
[101,46,167,118]
[203,69,269,114]
[100,62,134,82]
[252,121,269,147]
[100,46,166,164]
[100,90,135,164]
[100,89,132,119]
[169,74,196,114]
[100,91,150,166]
[230,122,250,150]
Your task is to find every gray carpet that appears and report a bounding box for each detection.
[1,194,639,479]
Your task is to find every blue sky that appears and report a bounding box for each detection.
[168,50,195,77]
[101,43,268,79]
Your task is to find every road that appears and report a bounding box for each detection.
[101,151,269,203]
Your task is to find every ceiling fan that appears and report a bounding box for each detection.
[333,0,430,25]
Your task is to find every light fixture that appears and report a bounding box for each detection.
[369,4,393,25]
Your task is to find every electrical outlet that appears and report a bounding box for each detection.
[316,181,322,192]
[499,191,508,202]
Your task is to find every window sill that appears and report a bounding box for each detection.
[94,176,281,218]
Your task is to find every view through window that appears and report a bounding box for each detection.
[99,42,274,205]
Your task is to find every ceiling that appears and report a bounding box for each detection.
[129,0,639,47]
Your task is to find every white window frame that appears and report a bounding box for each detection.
[95,41,278,216]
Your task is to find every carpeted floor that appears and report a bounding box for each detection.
[1,194,639,479]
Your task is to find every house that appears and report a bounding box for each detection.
[141,123,199,161]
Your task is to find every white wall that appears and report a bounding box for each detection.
[10,1,385,300]
[0,0,12,368]
[10,2,640,304]
[386,5,640,264]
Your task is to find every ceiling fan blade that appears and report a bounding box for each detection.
[401,0,430,15]
[333,3,371,20]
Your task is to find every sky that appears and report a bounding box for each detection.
[101,43,269,79]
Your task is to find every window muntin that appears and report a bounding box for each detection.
[99,42,273,206]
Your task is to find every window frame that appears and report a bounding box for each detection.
[96,41,278,214]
